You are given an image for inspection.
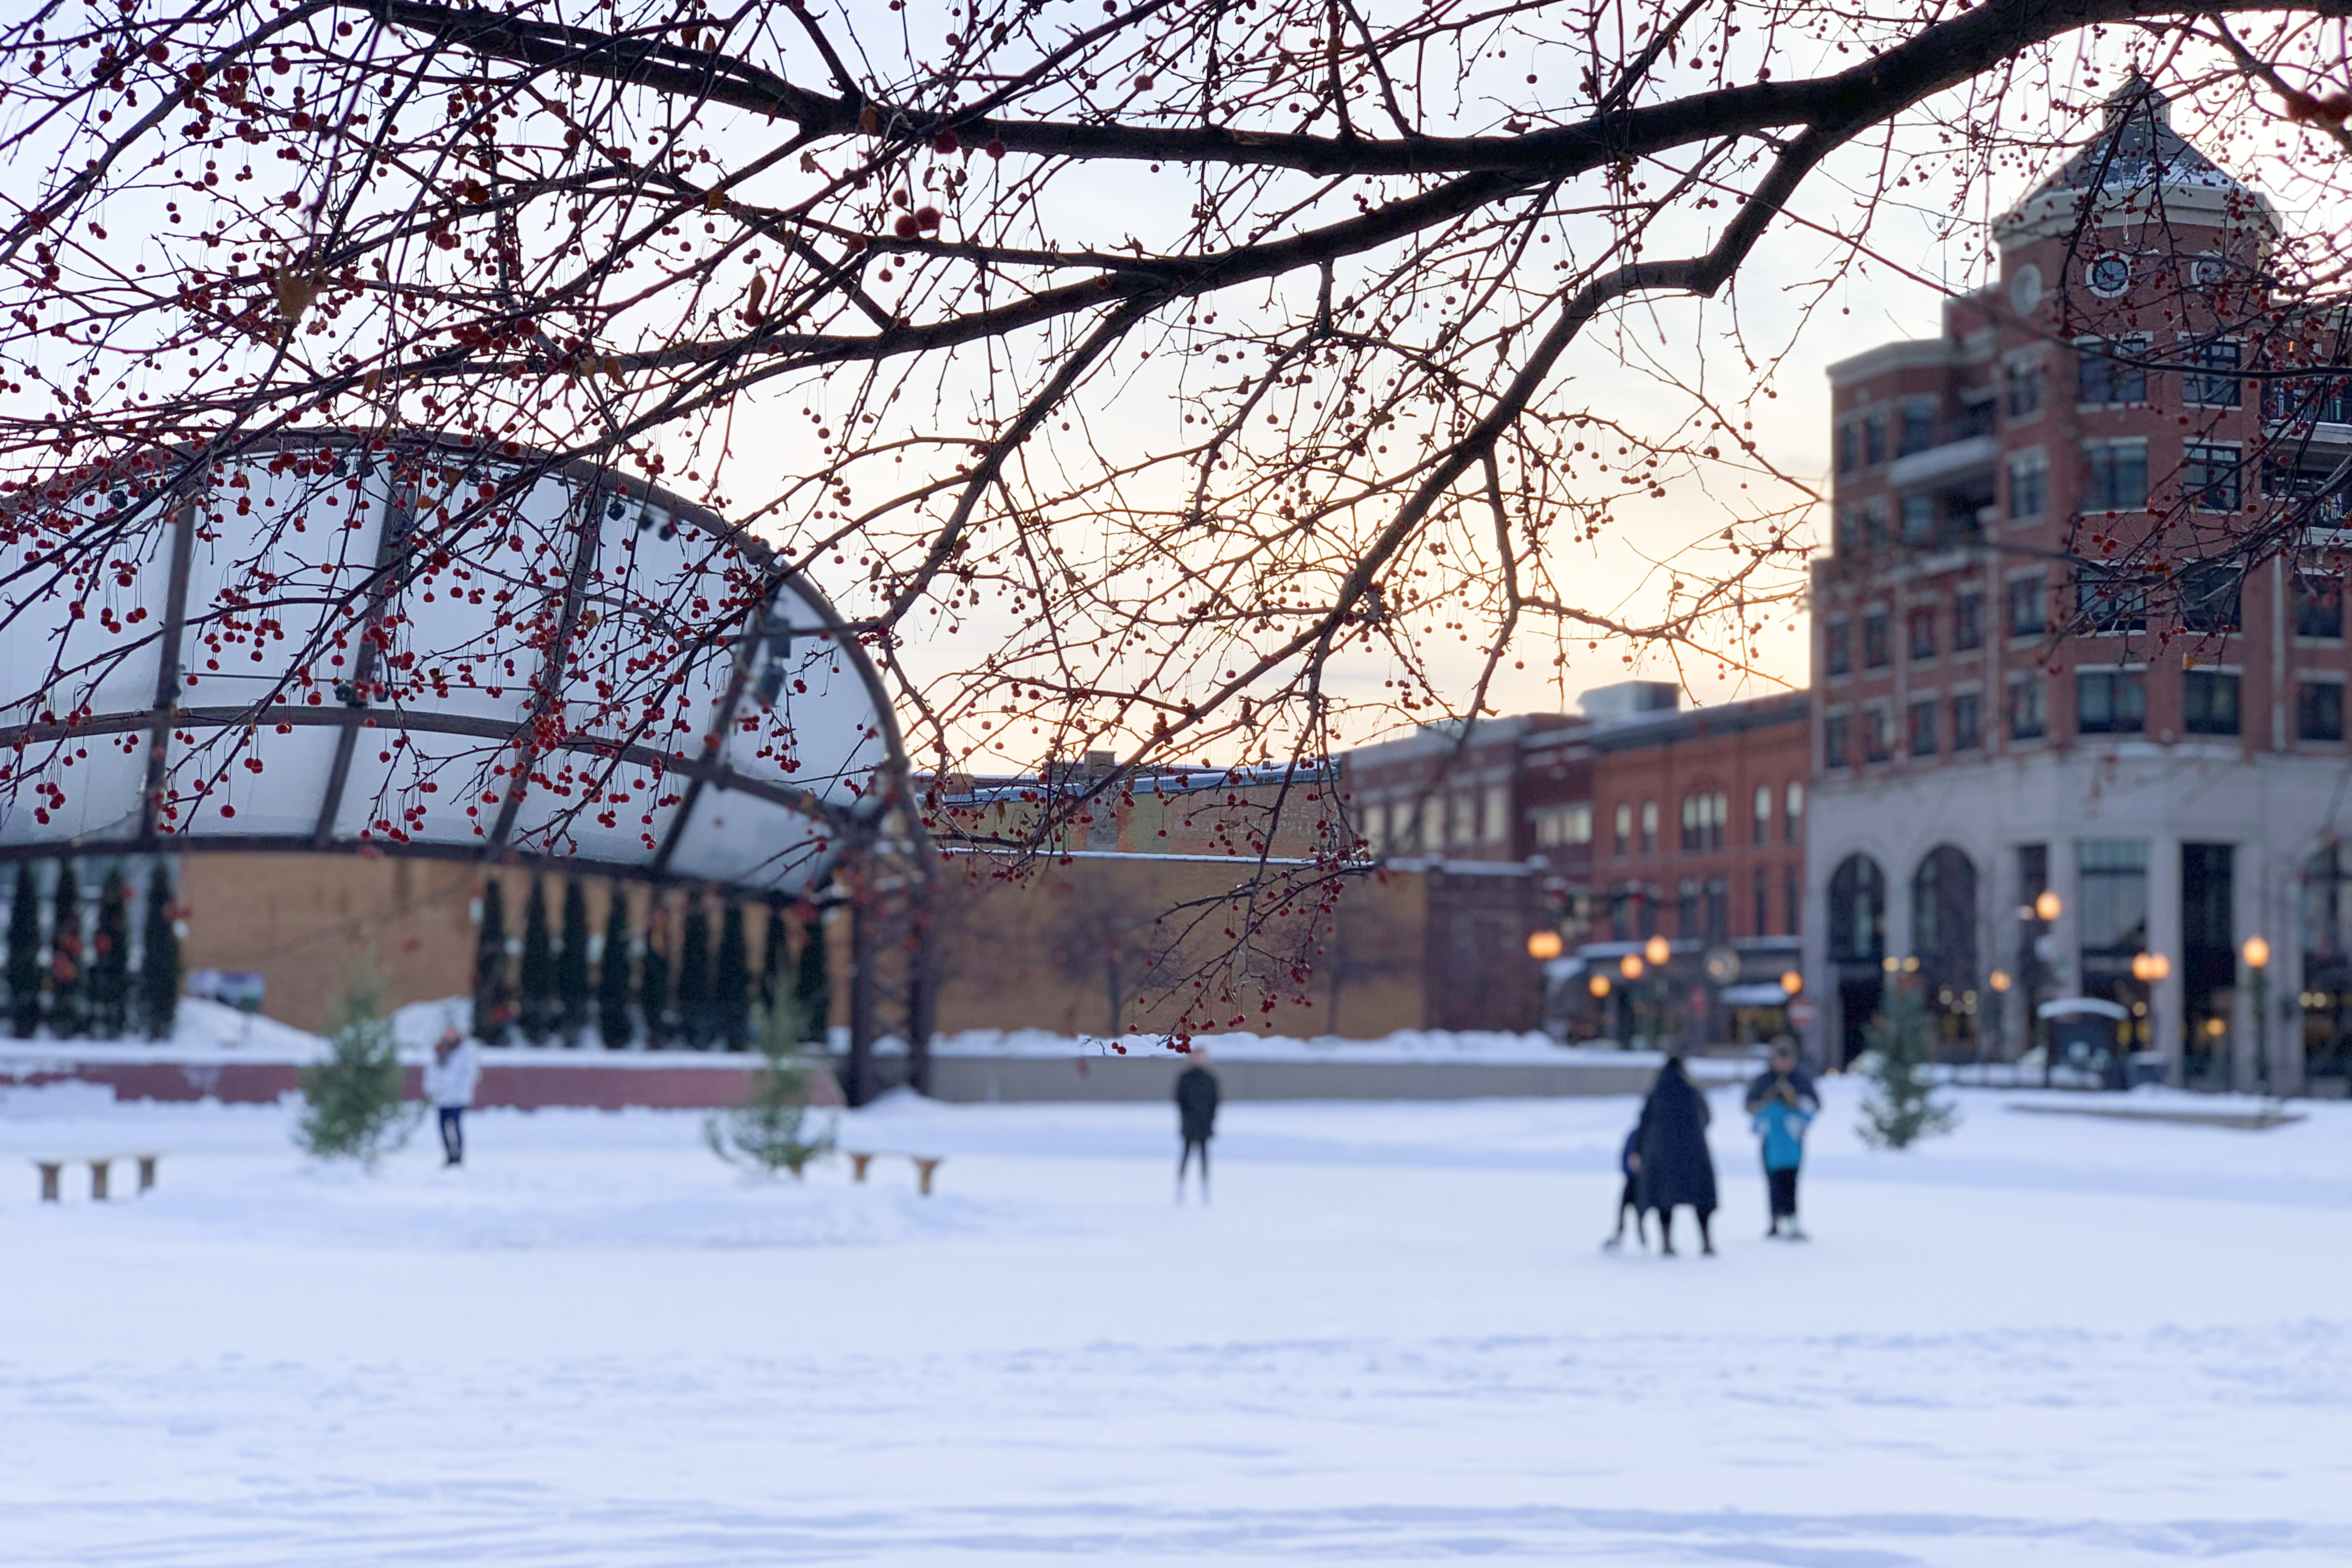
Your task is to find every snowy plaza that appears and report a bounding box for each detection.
[5,1074,2350,1567]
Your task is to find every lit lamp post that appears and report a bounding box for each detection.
[1526,929,1565,1039]
[2025,889,2062,1087]
[1587,972,1612,1042]
[1619,951,1648,1046]
[1643,935,1673,1046]
[1986,968,2011,1066]
[2242,935,2272,1096]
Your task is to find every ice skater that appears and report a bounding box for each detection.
[1746,1041,1818,1240]
[1601,1123,1648,1251]
[1174,1049,1220,1202]
[1634,1055,1718,1255]
[422,1026,481,1167]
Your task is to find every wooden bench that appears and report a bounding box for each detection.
[34,1154,160,1203]
[843,1149,943,1196]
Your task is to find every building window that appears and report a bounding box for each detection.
[2006,359,2046,417]
[2007,576,2046,639]
[2078,336,2150,405]
[2078,839,2151,957]
[2008,452,2047,519]
[1361,801,1387,855]
[2300,680,2346,743]
[1864,706,1893,762]
[2183,443,2242,512]
[2297,573,2345,639]
[2077,669,2147,734]
[1754,783,1773,845]
[2183,668,2241,736]
[1908,606,1938,662]
[1532,803,1592,849]
[2178,564,2242,633]
[1705,878,1729,944]
[1754,869,1770,937]
[1826,618,1852,677]
[2076,566,2148,633]
[1450,792,1480,846]
[2184,340,2242,408]
[1957,395,1996,440]
[1898,404,1937,456]
[1951,690,1983,751]
[2008,677,2046,740]
[1681,790,1727,852]
[1863,611,1891,668]
[1864,412,1887,466]
[1908,697,1939,757]
[1836,423,1859,474]
[1835,505,1863,553]
[1481,783,1510,845]
[1824,713,1850,770]
[2082,440,2150,512]
[1900,494,1936,542]
[1952,591,1985,651]
[1614,802,1633,857]
[1640,800,1658,856]
[1784,781,1804,841]
[1786,866,1803,936]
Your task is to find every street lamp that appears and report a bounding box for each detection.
[2242,935,2272,1095]
[2035,889,2063,923]
[1527,929,1564,961]
[2024,891,2062,1084]
[1779,970,1803,996]
[1644,933,1672,968]
[1588,974,1612,998]
[1618,953,1646,981]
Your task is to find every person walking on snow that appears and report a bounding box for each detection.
[1174,1050,1220,1202]
[1635,1055,1718,1255]
[1746,1040,1818,1240]
[1601,1122,1648,1251]
[422,1027,481,1167]
[1751,1079,1814,1240]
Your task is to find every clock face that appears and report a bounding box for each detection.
[2010,264,2043,314]
[2088,253,2133,298]
[2193,254,2230,287]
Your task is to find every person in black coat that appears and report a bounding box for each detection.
[1174,1051,1220,1202]
[1634,1055,1718,1255]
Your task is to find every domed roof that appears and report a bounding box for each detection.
[1994,78,2277,247]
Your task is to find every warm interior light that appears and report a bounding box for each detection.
[1526,929,1564,961]
[2034,890,2063,922]
[1779,970,1803,995]
[1588,974,1612,998]
[2243,935,2271,970]
[1644,934,1672,967]
[1619,954,1645,981]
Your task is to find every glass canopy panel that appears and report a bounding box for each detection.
[0,487,173,729]
[0,738,148,847]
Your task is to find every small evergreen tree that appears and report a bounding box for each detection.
[517,878,556,1045]
[471,879,510,1043]
[1859,985,1959,1150]
[139,861,182,1042]
[714,901,750,1051]
[677,898,713,1049]
[704,997,835,1177]
[7,863,41,1039]
[793,906,831,1046]
[556,879,592,1046]
[597,883,634,1049]
[47,861,86,1039]
[89,867,131,1040]
[639,901,674,1048]
[296,963,420,1168]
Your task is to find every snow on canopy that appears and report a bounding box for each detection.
[0,433,904,894]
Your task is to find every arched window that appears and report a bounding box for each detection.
[1828,855,1887,963]
[1912,845,1980,1042]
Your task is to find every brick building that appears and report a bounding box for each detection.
[1803,80,2352,1090]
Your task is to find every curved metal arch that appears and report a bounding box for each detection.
[0,429,923,904]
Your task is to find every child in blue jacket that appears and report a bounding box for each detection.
[1751,1086,1813,1241]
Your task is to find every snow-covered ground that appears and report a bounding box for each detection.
[3,1077,2349,1566]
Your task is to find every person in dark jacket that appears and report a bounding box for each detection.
[1601,1124,1647,1251]
[1634,1055,1718,1255]
[1174,1051,1220,1202]
[1743,1039,1820,1118]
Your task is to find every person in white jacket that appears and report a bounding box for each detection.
[421,1027,482,1167]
